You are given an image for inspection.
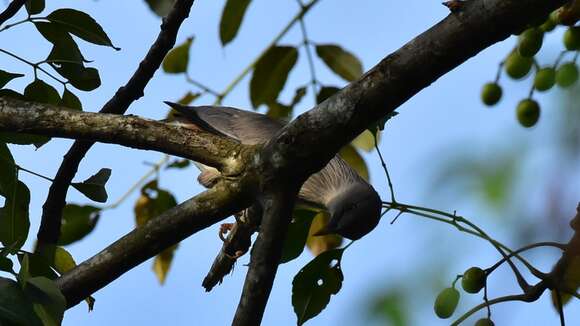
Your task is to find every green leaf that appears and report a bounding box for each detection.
[47,9,119,49]
[0,70,24,88]
[0,181,30,251]
[24,79,60,105]
[267,86,308,122]
[351,129,378,152]
[144,0,176,17]
[71,168,111,203]
[0,277,42,326]
[134,180,178,284]
[316,44,363,82]
[369,291,408,326]
[59,89,82,110]
[292,248,345,325]
[219,0,252,46]
[339,145,369,181]
[55,65,101,92]
[162,37,193,74]
[250,46,298,108]
[25,277,66,326]
[35,22,85,63]
[25,0,45,15]
[0,89,25,100]
[58,205,100,245]
[17,253,58,280]
[316,86,340,104]
[17,253,30,285]
[50,246,95,310]
[166,159,190,169]
[0,143,16,195]
[177,91,201,105]
[280,209,317,264]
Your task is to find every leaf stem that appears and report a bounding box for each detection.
[0,48,67,85]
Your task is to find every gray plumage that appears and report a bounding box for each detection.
[165,102,381,240]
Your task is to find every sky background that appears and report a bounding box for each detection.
[1,0,579,325]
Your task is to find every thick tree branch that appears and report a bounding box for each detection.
[233,0,568,322]
[37,0,196,249]
[0,97,245,171]
[0,0,26,26]
[232,189,299,326]
[56,180,254,308]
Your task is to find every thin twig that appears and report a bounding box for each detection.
[0,0,26,27]
[36,0,197,249]
[374,135,396,203]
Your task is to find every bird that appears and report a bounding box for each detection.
[164,101,382,240]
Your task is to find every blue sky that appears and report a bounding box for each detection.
[1,0,579,325]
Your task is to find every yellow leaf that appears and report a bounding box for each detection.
[339,145,369,181]
[153,244,178,285]
[306,212,343,256]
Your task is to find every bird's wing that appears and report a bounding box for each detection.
[164,102,282,145]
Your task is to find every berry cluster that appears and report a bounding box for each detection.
[481,7,580,128]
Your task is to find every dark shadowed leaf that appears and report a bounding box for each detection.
[35,22,85,64]
[316,44,363,81]
[250,46,298,108]
[25,0,45,15]
[17,253,57,280]
[0,70,24,88]
[0,181,30,251]
[145,0,176,17]
[54,66,101,92]
[162,38,193,74]
[292,248,345,325]
[0,256,14,274]
[59,89,82,110]
[0,89,25,100]
[47,9,118,49]
[166,159,190,169]
[25,277,66,326]
[0,277,42,326]
[266,102,292,122]
[71,168,111,203]
[24,80,60,105]
[219,0,252,46]
[280,209,317,264]
[134,180,178,284]
[0,143,16,195]
[57,205,100,245]
[316,86,340,104]
[339,145,369,181]
[306,212,343,256]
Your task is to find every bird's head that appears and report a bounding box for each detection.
[315,183,382,240]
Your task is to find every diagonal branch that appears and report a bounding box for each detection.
[56,180,254,308]
[37,0,197,249]
[0,0,26,27]
[0,97,245,171]
[232,0,568,323]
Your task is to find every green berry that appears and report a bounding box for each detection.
[481,83,502,106]
[434,287,460,319]
[516,99,540,128]
[475,318,495,326]
[461,267,486,293]
[563,27,580,50]
[533,67,556,91]
[556,62,579,88]
[518,28,543,57]
[505,52,533,79]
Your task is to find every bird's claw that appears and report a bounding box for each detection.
[219,223,235,242]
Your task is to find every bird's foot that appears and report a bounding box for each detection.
[219,223,235,241]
